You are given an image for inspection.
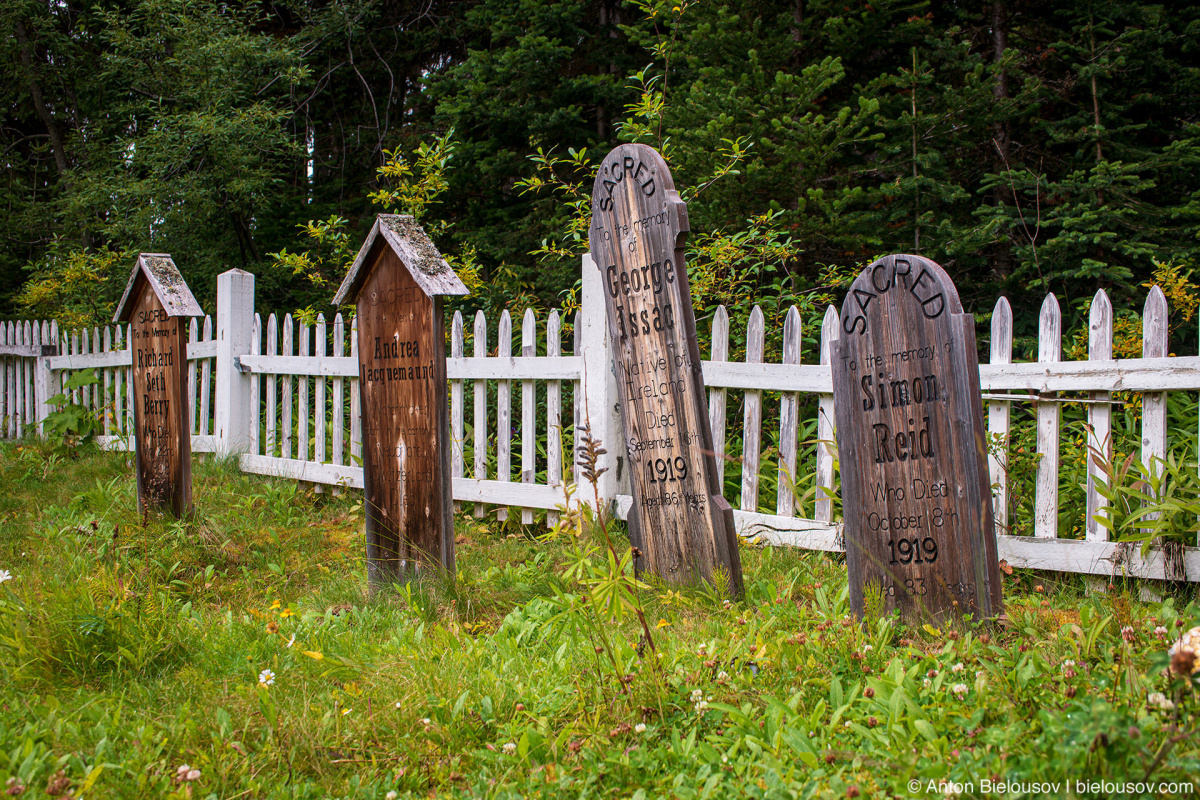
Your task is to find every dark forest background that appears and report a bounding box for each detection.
[3,0,1199,351]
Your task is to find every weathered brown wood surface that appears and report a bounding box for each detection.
[130,282,191,517]
[588,143,743,596]
[831,255,1002,622]
[356,245,453,584]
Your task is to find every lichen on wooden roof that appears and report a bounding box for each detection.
[112,253,204,322]
[333,214,469,304]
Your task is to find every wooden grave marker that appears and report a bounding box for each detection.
[588,143,743,597]
[113,254,203,517]
[830,254,1003,622]
[334,214,467,587]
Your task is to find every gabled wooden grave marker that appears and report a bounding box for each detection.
[588,143,743,597]
[830,255,1003,621]
[334,214,467,587]
[114,253,203,517]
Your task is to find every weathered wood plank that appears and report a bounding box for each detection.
[547,309,562,528]
[587,143,742,596]
[332,314,344,465]
[282,314,294,459]
[708,306,729,489]
[297,319,310,461]
[777,306,801,516]
[521,308,536,525]
[497,310,512,522]
[451,311,464,512]
[250,314,261,456]
[265,314,278,457]
[1035,294,1061,539]
[200,315,212,436]
[473,310,488,519]
[988,297,1013,535]
[1086,290,1112,542]
[815,306,837,523]
[315,314,327,464]
[188,319,198,434]
[741,306,765,512]
[1142,286,1168,470]
[830,255,1002,622]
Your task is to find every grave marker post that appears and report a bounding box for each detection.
[588,143,743,597]
[831,255,1003,622]
[333,214,468,587]
[113,254,203,518]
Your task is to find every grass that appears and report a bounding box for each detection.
[0,440,1197,799]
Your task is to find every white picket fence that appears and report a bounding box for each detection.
[2,259,1199,582]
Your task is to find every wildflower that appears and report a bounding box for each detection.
[176,765,190,777]
[502,742,516,755]
[269,599,281,610]
[1154,626,1168,639]
[717,671,729,683]
[1168,626,1200,676]
[951,683,968,698]
[342,708,351,716]
[864,687,875,698]
[280,608,294,618]
[387,792,398,800]
[690,689,703,701]
[1147,692,1175,711]
[862,644,873,652]
[266,621,280,634]
[258,669,275,687]
[1121,626,1136,643]
[285,633,296,648]
[635,723,647,733]
[951,662,964,673]
[420,718,431,728]
[185,770,201,782]
[922,678,932,689]
[0,569,12,584]
[394,701,402,709]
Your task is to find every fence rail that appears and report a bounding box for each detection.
[3,260,1199,582]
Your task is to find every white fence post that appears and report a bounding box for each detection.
[214,268,256,454]
[34,321,58,434]
[577,253,619,511]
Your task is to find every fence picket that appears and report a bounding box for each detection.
[451,311,464,511]
[297,319,309,461]
[497,310,512,522]
[350,317,361,461]
[1142,287,1169,470]
[188,319,199,434]
[266,314,278,457]
[815,306,837,522]
[547,309,562,528]
[250,314,261,455]
[114,325,125,436]
[741,306,765,512]
[522,309,536,524]
[26,322,38,430]
[708,306,729,488]
[102,326,113,436]
[333,314,344,465]
[200,316,212,436]
[122,323,131,436]
[474,310,488,518]
[282,315,294,459]
[1036,294,1062,538]
[989,298,1013,534]
[1,323,8,435]
[1086,290,1113,542]
[315,314,327,465]
[70,331,79,406]
[778,306,801,516]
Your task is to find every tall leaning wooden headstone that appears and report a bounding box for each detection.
[334,214,468,587]
[831,255,1003,622]
[588,143,743,597]
[113,254,203,518]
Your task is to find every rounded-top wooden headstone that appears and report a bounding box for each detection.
[830,255,1003,622]
[588,143,743,597]
[113,254,203,518]
[333,214,468,587]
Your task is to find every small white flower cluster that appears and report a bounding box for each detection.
[0,569,13,584]
[690,688,710,712]
[922,678,932,689]
[258,668,275,687]
[176,764,202,783]
[716,670,729,684]
[502,742,517,755]
[862,645,873,653]
[1147,691,1175,711]
[951,683,968,698]
[634,723,647,734]
[951,662,964,674]
[1154,626,1169,639]
[420,717,431,729]
[386,791,398,800]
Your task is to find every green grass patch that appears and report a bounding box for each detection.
[0,441,1196,799]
